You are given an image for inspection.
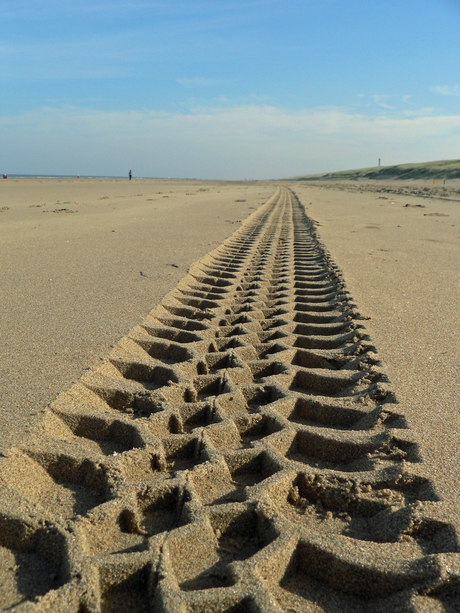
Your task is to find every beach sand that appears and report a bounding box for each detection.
[0,178,274,451]
[0,177,459,611]
[291,180,460,512]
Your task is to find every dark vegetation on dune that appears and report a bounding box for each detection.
[288,159,460,182]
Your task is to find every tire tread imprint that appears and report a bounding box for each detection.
[0,187,458,613]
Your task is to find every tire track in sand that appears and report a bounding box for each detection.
[0,186,459,612]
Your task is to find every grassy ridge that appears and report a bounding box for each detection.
[288,159,460,181]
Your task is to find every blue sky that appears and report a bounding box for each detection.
[1,0,460,179]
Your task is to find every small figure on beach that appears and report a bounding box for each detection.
[129,170,132,180]
[2,174,7,179]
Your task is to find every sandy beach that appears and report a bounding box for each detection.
[1,178,459,611]
[291,179,460,511]
[0,179,274,450]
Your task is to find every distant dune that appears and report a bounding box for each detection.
[286,158,460,181]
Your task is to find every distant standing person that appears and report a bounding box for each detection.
[129,170,132,180]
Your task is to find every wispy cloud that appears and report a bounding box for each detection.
[2,0,283,19]
[431,84,460,96]
[0,7,264,81]
[1,0,285,36]
[0,28,179,80]
[177,77,221,88]
[372,95,393,109]
[401,107,435,117]
[2,103,460,179]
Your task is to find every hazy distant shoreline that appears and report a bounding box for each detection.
[4,174,166,180]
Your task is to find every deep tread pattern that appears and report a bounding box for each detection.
[1,187,459,612]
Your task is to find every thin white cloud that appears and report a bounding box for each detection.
[401,107,435,117]
[0,35,147,77]
[2,103,460,179]
[431,84,460,96]
[0,0,285,33]
[2,0,283,19]
[177,77,219,88]
[372,95,393,109]
[0,12,260,81]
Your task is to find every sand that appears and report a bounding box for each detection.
[0,178,274,451]
[290,180,460,512]
[0,178,459,611]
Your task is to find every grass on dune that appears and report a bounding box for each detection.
[286,159,460,182]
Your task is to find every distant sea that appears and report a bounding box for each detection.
[6,174,160,179]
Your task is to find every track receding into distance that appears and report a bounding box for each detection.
[1,186,459,612]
